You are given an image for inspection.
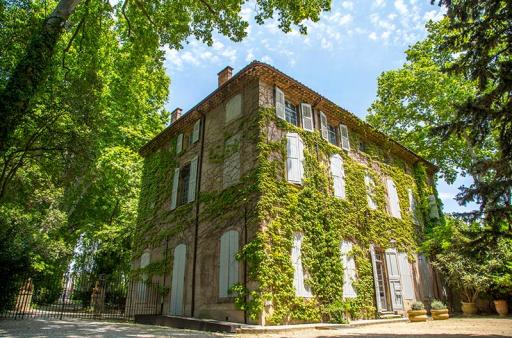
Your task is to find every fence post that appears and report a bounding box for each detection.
[59,274,68,320]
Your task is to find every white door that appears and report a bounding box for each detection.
[170,244,186,315]
[385,248,404,310]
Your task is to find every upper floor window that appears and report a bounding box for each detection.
[408,189,419,224]
[330,154,345,199]
[339,124,350,151]
[170,156,198,210]
[225,94,242,124]
[285,101,299,126]
[328,125,337,145]
[386,178,401,218]
[223,133,241,188]
[219,230,239,298]
[365,174,377,210]
[286,133,304,184]
[359,141,367,153]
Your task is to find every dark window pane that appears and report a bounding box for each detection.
[359,141,367,152]
[285,101,298,126]
[178,164,191,206]
[328,125,337,145]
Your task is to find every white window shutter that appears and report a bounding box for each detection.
[365,174,377,210]
[429,195,440,219]
[170,168,179,210]
[187,156,198,203]
[397,252,414,300]
[275,87,286,120]
[225,94,242,124]
[219,232,230,298]
[223,134,241,188]
[386,178,402,218]
[170,244,186,315]
[286,133,303,184]
[301,103,314,131]
[339,124,350,151]
[340,241,357,298]
[320,112,328,140]
[291,232,312,297]
[176,134,183,155]
[228,231,239,290]
[219,230,238,297]
[191,120,200,144]
[330,154,345,199]
[408,189,418,224]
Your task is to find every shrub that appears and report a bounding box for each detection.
[431,299,447,310]
[411,301,425,310]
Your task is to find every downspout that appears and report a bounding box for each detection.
[243,204,248,324]
[161,236,169,315]
[191,112,206,317]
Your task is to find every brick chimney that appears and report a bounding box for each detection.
[217,66,233,87]
[170,108,182,124]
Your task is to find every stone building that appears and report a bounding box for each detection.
[131,61,443,325]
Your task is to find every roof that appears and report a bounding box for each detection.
[139,61,437,174]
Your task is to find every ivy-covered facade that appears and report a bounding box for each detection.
[131,61,443,325]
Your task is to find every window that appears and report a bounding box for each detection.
[339,124,350,151]
[320,112,328,140]
[139,250,150,300]
[340,241,357,298]
[397,252,414,300]
[191,120,201,144]
[359,141,367,153]
[225,94,242,124]
[219,230,239,298]
[408,189,418,224]
[301,103,314,131]
[330,154,345,199]
[286,133,304,184]
[177,164,191,207]
[170,244,186,315]
[170,156,198,210]
[223,134,241,188]
[365,174,377,210]
[328,125,337,145]
[275,87,286,120]
[291,232,312,297]
[176,133,183,155]
[285,101,299,126]
[386,178,401,218]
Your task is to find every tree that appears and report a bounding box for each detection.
[0,0,331,150]
[367,20,489,184]
[432,0,512,237]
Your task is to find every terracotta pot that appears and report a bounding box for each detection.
[408,309,428,322]
[461,302,478,316]
[431,308,449,320]
[494,300,509,317]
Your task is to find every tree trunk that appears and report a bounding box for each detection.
[0,0,81,152]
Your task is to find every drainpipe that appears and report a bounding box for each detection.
[243,204,248,324]
[191,112,206,317]
[161,235,169,315]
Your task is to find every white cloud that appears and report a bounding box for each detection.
[261,55,273,64]
[338,14,353,26]
[341,1,354,10]
[245,49,255,62]
[368,32,378,41]
[373,0,385,8]
[381,31,390,40]
[424,9,444,22]
[394,0,408,15]
[438,192,455,201]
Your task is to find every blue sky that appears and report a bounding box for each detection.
[162,0,476,214]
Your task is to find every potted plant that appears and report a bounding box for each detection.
[408,301,427,322]
[430,299,449,320]
[488,238,512,317]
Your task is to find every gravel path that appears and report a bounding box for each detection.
[0,316,511,337]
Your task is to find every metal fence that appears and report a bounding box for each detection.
[0,273,161,320]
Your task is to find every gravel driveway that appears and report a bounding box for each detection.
[0,316,511,337]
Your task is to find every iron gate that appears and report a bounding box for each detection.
[0,273,162,320]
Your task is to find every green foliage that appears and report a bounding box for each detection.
[431,299,446,310]
[232,108,432,323]
[411,301,425,310]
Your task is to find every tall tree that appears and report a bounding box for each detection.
[0,0,331,150]
[433,0,512,237]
